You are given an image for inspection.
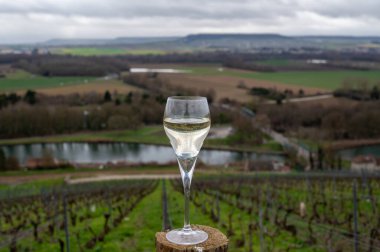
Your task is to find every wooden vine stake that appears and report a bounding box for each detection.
[156,225,229,252]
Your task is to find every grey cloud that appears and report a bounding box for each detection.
[0,0,379,43]
[297,0,380,19]
[2,0,380,20]
[0,0,298,19]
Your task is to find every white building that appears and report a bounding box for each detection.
[351,155,380,172]
[306,59,328,64]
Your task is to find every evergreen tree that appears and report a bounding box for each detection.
[142,93,150,100]
[299,89,305,96]
[6,156,20,171]
[125,92,133,104]
[0,94,8,109]
[276,97,283,105]
[104,90,112,102]
[370,86,380,100]
[338,156,343,170]
[0,149,6,171]
[317,146,324,170]
[309,151,314,170]
[24,90,37,105]
[8,93,20,104]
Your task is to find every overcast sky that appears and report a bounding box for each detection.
[1,0,380,44]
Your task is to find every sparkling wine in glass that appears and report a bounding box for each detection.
[163,96,211,245]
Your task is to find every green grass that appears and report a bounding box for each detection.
[55,47,167,56]
[261,140,284,152]
[0,126,166,145]
[295,138,321,152]
[100,181,164,251]
[207,133,283,153]
[180,65,380,90]
[0,70,95,91]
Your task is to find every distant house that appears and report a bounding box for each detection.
[25,157,65,170]
[351,155,380,172]
[240,107,256,118]
[273,161,291,173]
[243,160,290,172]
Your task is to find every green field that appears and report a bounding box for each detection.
[232,70,380,90]
[55,47,167,56]
[180,65,380,90]
[0,126,168,146]
[0,70,95,91]
[4,65,379,93]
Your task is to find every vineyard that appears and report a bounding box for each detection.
[0,180,158,251]
[1,173,380,251]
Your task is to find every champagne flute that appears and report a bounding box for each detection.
[163,96,211,245]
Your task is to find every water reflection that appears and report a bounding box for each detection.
[1,143,284,166]
[338,145,380,159]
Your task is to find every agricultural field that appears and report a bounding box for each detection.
[37,79,141,96]
[53,47,167,56]
[139,64,380,101]
[161,72,324,102]
[150,64,324,102]
[1,173,379,251]
[232,70,380,90]
[178,65,380,90]
[0,68,140,94]
[0,70,95,92]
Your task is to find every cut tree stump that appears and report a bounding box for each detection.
[155,225,228,252]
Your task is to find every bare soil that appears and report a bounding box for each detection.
[163,73,325,103]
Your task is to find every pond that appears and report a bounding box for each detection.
[1,142,284,166]
[338,144,380,160]
[129,68,191,74]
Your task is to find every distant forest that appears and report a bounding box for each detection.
[0,50,380,77]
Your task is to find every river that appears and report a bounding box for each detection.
[1,142,285,166]
[338,144,380,160]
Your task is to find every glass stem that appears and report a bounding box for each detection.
[183,172,191,232]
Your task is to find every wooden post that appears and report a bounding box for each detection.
[63,191,70,252]
[156,225,228,252]
[352,181,359,252]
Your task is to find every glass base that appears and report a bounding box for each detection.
[166,228,208,245]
